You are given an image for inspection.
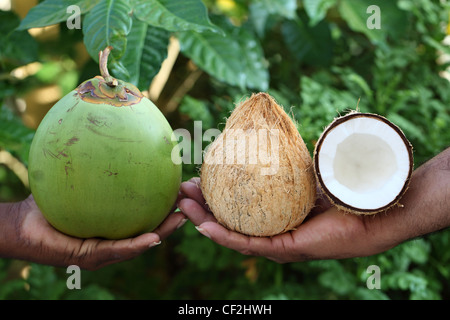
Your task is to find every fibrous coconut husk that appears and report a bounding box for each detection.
[200,92,317,237]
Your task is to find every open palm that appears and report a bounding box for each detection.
[178,178,396,263]
[3,194,186,270]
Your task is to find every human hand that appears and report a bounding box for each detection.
[178,178,398,263]
[0,194,186,270]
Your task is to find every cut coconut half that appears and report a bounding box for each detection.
[314,112,413,214]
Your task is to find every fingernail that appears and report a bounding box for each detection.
[195,226,211,239]
[149,241,161,248]
[177,218,188,229]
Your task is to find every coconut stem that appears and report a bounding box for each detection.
[99,46,118,88]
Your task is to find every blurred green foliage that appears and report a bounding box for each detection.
[1,0,449,300]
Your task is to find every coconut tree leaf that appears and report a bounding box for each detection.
[82,0,133,63]
[177,16,268,91]
[132,0,221,34]
[17,0,99,30]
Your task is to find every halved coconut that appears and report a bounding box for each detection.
[314,112,413,214]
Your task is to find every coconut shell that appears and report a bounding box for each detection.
[200,93,317,237]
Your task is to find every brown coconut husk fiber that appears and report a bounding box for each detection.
[200,92,317,237]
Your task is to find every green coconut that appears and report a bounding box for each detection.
[28,47,182,239]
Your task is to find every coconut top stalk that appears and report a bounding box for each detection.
[76,46,143,107]
[99,46,119,88]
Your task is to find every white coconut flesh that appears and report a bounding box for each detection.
[316,115,413,212]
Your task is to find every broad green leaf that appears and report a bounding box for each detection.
[178,29,243,89]
[249,0,297,37]
[250,0,297,19]
[132,0,221,34]
[178,17,268,91]
[17,0,99,30]
[338,0,409,44]
[303,0,337,26]
[0,11,38,67]
[110,18,148,85]
[235,24,269,91]
[83,0,133,62]
[138,26,170,90]
[281,14,333,67]
[110,17,170,90]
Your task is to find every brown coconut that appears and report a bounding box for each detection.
[200,93,317,237]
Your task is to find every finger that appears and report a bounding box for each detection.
[196,221,276,258]
[77,232,161,270]
[189,177,201,185]
[180,179,208,210]
[152,210,187,240]
[178,198,216,226]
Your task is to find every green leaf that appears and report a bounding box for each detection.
[303,0,337,26]
[235,25,269,91]
[0,105,35,164]
[178,16,268,91]
[17,0,99,30]
[250,0,297,20]
[338,0,409,44]
[281,14,333,67]
[132,0,221,34]
[317,262,357,296]
[82,0,133,62]
[138,26,170,90]
[179,96,214,127]
[110,18,170,90]
[0,11,38,68]
[26,264,66,299]
[110,17,147,85]
[386,113,427,145]
[249,0,297,38]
